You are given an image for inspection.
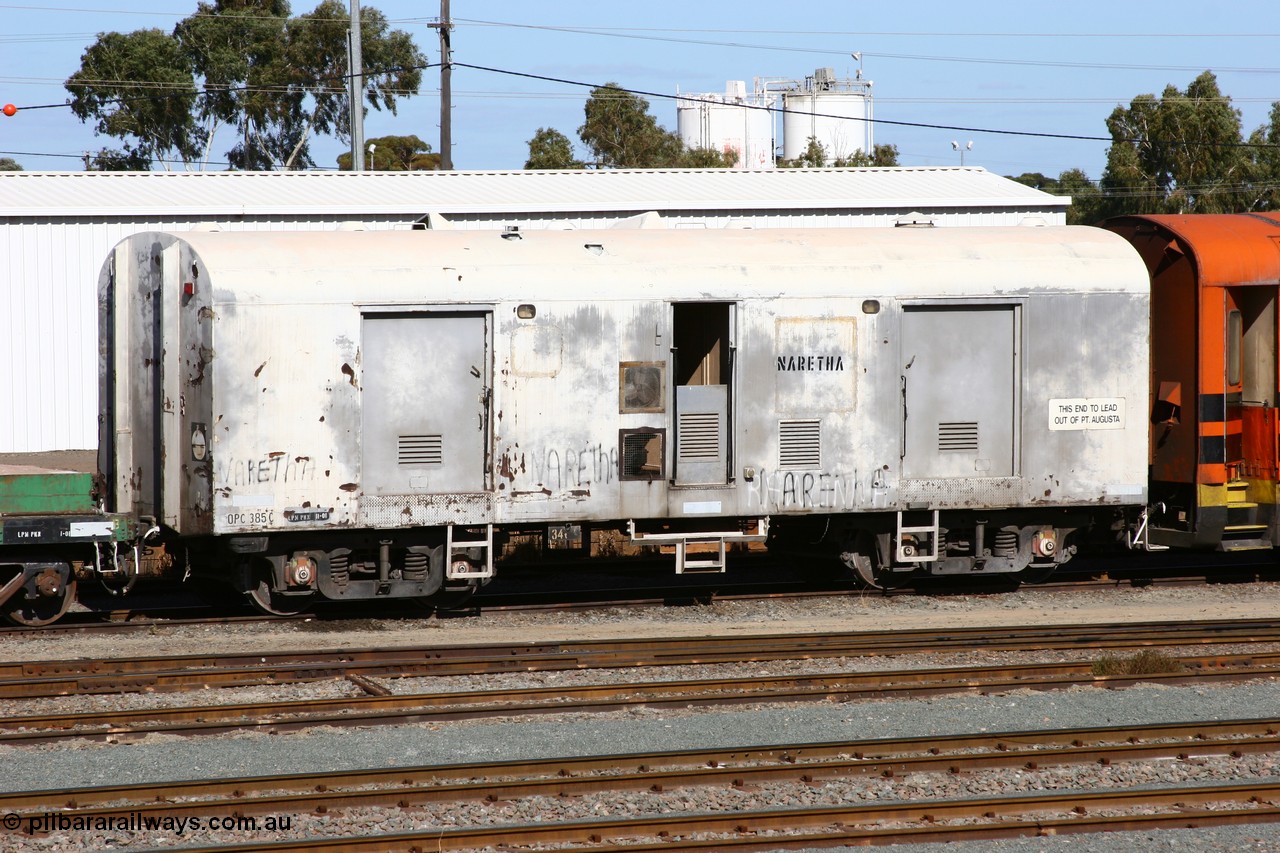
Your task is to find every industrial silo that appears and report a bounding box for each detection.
[675,81,776,169]
[778,67,873,163]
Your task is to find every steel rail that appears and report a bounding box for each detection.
[4,617,1280,699]
[3,719,1278,822]
[2,652,1278,745]
[50,782,1280,852]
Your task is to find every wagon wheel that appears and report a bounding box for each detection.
[246,576,314,616]
[3,573,77,627]
[430,578,481,612]
[1017,562,1057,585]
[840,531,914,591]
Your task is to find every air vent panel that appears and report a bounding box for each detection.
[938,422,979,453]
[779,419,822,468]
[398,434,443,465]
[678,412,721,462]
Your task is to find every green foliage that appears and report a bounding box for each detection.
[1007,169,1104,225]
[577,84,684,168]
[1244,102,1280,212]
[66,28,206,167]
[66,0,425,170]
[779,137,828,168]
[0,157,22,171]
[84,148,153,171]
[838,143,900,168]
[677,146,738,168]
[527,84,750,170]
[778,138,899,168]
[1008,172,1058,191]
[1056,168,1105,225]
[1099,71,1250,215]
[524,127,582,169]
[336,134,438,170]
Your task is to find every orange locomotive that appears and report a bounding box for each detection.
[1104,214,1279,552]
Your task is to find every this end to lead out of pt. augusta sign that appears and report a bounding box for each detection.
[1048,398,1126,430]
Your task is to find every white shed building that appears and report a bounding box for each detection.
[1,168,1069,453]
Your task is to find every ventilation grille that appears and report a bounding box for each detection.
[678,412,721,462]
[398,434,443,465]
[779,419,822,468]
[938,422,979,453]
[621,430,664,480]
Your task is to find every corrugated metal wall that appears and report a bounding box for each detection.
[1,216,411,453]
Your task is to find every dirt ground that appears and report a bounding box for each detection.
[2,581,1277,663]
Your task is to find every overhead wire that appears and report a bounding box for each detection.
[2,11,1277,175]
[453,62,1280,151]
[453,18,1280,74]
[12,57,1274,151]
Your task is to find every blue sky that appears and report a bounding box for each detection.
[2,1,1277,178]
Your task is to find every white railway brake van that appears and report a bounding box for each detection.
[98,225,1149,612]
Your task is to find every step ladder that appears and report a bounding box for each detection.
[628,518,769,574]
[445,523,495,580]
[896,510,940,563]
[1221,480,1271,551]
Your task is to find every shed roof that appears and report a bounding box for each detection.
[0,167,1068,218]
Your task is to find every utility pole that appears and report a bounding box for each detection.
[429,0,453,169]
[349,0,365,171]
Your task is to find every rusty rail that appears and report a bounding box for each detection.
[4,617,1280,698]
[2,650,1279,745]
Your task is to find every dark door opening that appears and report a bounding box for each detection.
[672,303,733,485]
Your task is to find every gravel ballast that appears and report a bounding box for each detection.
[0,581,1278,851]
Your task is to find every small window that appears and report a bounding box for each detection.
[619,362,665,413]
[619,428,664,480]
[1227,309,1243,387]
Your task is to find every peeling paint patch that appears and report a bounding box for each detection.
[497,451,520,483]
[254,361,267,377]
[339,482,359,492]
[341,363,358,387]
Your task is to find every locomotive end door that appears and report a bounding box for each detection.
[900,306,1018,481]
[361,312,491,495]
[671,303,734,486]
[1221,284,1277,544]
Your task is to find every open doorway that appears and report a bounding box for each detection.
[672,302,734,485]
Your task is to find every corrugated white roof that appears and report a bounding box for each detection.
[0,167,1066,218]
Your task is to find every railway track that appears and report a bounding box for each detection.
[4,617,1280,849]
[3,647,1279,745]
[2,617,1279,699]
[0,562,1262,638]
[5,718,1279,850]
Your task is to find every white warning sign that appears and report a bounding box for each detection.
[1049,398,1126,431]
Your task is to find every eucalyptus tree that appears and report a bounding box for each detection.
[66,0,425,170]
[524,127,582,169]
[1099,71,1249,215]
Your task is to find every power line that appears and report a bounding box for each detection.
[454,19,1280,40]
[453,62,1280,150]
[6,58,1279,163]
[453,18,1280,74]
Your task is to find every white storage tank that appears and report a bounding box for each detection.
[780,67,873,162]
[676,81,776,169]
